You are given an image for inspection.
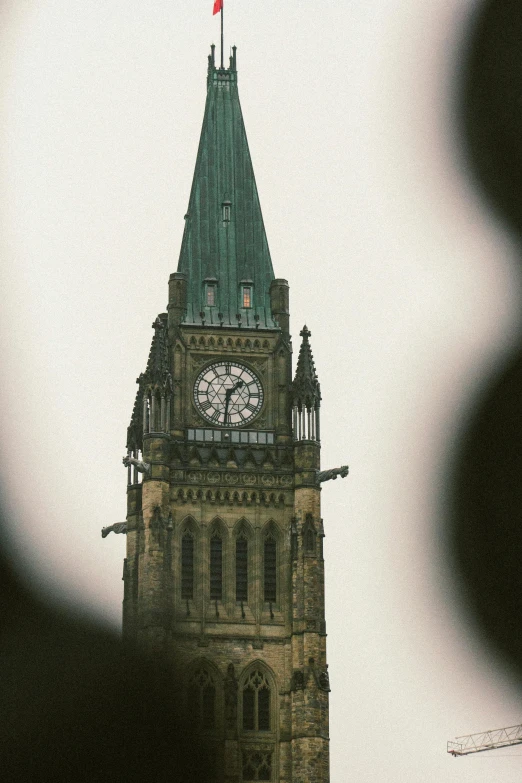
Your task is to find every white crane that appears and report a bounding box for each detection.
[448,724,522,756]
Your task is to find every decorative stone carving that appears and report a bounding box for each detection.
[318,667,331,692]
[291,670,305,691]
[241,473,257,485]
[122,455,151,477]
[308,657,331,692]
[191,356,210,367]
[316,465,349,483]
[261,475,275,486]
[249,359,267,374]
[101,522,127,538]
[224,473,239,484]
[207,472,220,483]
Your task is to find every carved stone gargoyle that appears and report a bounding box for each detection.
[122,455,151,477]
[101,522,127,538]
[309,657,331,692]
[316,465,349,484]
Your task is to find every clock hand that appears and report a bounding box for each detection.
[223,380,244,424]
[223,394,230,424]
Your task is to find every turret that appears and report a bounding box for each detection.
[292,325,321,446]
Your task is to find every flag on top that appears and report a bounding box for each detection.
[213,0,223,14]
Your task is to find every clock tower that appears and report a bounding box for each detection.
[112,45,348,783]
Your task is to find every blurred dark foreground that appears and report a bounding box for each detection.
[452,0,522,685]
[0,542,212,782]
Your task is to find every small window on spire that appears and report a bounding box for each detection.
[204,280,218,307]
[242,286,252,309]
[222,200,231,225]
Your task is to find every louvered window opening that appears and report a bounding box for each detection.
[181,534,194,600]
[236,536,248,602]
[188,668,216,731]
[305,527,315,552]
[264,536,276,603]
[210,534,223,601]
[242,750,272,781]
[242,670,271,732]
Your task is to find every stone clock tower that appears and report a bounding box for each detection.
[107,46,348,783]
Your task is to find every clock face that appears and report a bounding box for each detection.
[194,362,263,427]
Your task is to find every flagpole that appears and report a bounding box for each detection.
[220,1,224,69]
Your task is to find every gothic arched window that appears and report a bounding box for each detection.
[242,670,271,731]
[264,534,277,603]
[304,515,316,553]
[236,534,248,602]
[181,532,194,600]
[188,667,216,730]
[210,533,223,601]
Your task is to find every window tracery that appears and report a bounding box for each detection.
[242,670,271,731]
[242,749,272,781]
[188,667,217,731]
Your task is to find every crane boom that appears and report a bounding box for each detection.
[448,724,522,756]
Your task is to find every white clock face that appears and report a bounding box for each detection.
[194,362,263,427]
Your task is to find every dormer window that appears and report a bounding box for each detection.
[222,199,231,225]
[204,279,218,307]
[242,285,252,309]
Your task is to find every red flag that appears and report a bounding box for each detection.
[213,0,222,14]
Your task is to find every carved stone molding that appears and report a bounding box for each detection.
[171,486,287,508]
[169,469,293,489]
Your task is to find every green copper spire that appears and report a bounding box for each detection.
[176,46,276,329]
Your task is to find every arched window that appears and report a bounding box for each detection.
[304,515,316,553]
[181,532,194,600]
[242,670,271,731]
[264,534,277,603]
[236,534,248,602]
[210,533,223,601]
[188,667,216,730]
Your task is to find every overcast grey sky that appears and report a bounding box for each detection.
[2,1,522,780]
